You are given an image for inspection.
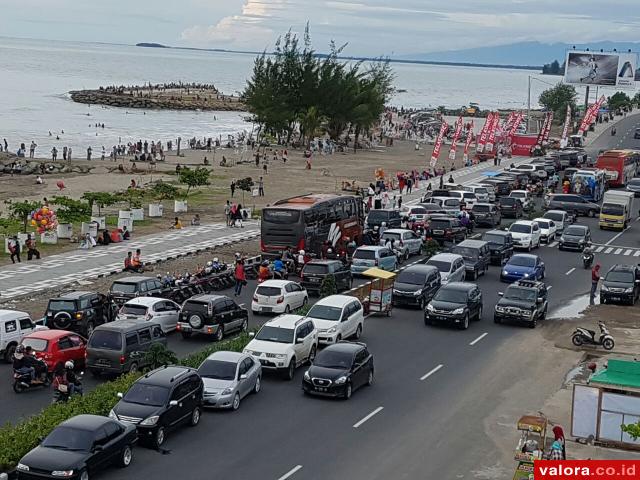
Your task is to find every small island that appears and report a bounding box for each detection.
[69,83,245,112]
[136,42,169,48]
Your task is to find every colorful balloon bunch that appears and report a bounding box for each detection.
[31,206,58,235]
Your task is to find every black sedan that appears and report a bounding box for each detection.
[302,342,374,399]
[17,414,137,480]
[424,282,483,330]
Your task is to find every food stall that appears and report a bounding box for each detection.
[513,415,548,480]
[359,268,396,316]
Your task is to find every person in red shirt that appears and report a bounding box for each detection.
[234,258,246,296]
[590,264,601,304]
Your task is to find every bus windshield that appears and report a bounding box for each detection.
[262,209,300,224]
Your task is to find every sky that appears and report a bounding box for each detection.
[1,0,639,56]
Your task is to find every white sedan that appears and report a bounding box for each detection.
[117,297,181,333]
[252,280,308,315]
[533,217,558,243]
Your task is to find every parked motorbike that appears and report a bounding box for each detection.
[571,321,614,350]
[582,246,594,269]
[13,363,51,393]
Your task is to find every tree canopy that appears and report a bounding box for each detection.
[242,26,394,148]
[538,83,577,118]
[608,92,633,111]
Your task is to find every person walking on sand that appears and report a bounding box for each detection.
[51,146,57,161]
[8,235,21,263]
[101,146,105,161]
[29,141,37,158]
[224,200,231,226]
[67,147,72,162]
[63,146,67,161]
[86,146,92,161]
[258,176,264,197]
[230,180,236,197]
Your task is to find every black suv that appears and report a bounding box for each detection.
[494,279,548,328]
[110,276,170,305]
[300,260,352,294]
[482,230,514,265]
[45,291,117,337]
[365,209,402,230]
[302,341,373,399]
[428,216,466,243]
[471,203,501,227]
[112,365,203,448]
[600,264,640,305]
[545,194,599,218]
[392,264,441,309]
[452,239,491,280]
[177,294,249,340]
[424,282,483,330]
[498,197,523,218]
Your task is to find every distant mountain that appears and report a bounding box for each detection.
[397,41,640,67]
[136,42,169,48]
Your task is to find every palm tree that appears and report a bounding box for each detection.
[298,106,326,148]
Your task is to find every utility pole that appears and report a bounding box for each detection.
[584,86,590,111]
[527,76,531,133]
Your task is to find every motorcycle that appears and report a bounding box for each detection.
[13,364,51,393]
[572,321,614,350]
[582,246,594,269]
[52,374,84,404]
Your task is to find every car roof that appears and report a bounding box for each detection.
[305,260,341,266]
[322,342,365,355]
[429,253,463,262]
[511,220,536,226]
[205,350,244,363]
[544,210,567,216]
[440,281,475,292]
[455,239,488,248]
[399,264,439,275]
[383,228,414,234]
[566,224,588,231]
[355,245,387,251]
[186,294,228,303]
[95,319,161,331]
[266,314,306,328]
[24,329,79,340]
[313,295,359,308]
[0,309,30,321]
[485,229,510,236]
[113,276,154,284]
[60,414,112,431]
[533,217,551,223]
[55,291,95,300]
[124,297,168,307]
[139,365,196,385]
[511,190,528,194]
[259,279,296,288]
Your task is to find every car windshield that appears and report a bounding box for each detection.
[504,287,537,302]
[544,212,563,222]
[42,426,94,451]
[564,226,586,236]
[536,220,550,229]
[21,337,48,352]
[307,304,342,321]
[255,325,294,343]
[510,224,532,234]
[453,247,478,259]
[433,289,468,303]
[88,330,122,350]
[605,271,634,283]
[302,264,329,275]
[123,383,169,407]
[396,271,427,285]
[601,204,624,216]
[629,178,640,186]
[500,198,516,205]
[482,233,505,245]
[426,260,452,273]
[353,249,376,260]
[111,282,137,294]
[367,211,390,221]
[120,304,148,316]
[381,232,401,242]
[313,349,353,369]
[509,256,535,267]
[48,300,76,311]
[256,286,282,297]
[473,205,490,213]
[511,192,525,198]
[198,360,237,380]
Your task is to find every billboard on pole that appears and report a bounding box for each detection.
[564,50,638,88]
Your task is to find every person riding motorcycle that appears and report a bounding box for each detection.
[24,345,47,379]
[378,222,388,237]
[13,345,36,381]
[258,260,272,282]
[281,247,296,271]
[273,257,286,279]
[65,361,83,396]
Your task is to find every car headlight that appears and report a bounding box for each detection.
[495,306,505,313]
[452,308,465,315]
[625,287,634,293]
[426,303,435,312]
[413,289,423,296]
[109,409,118,420]
[221,387,233,395]
[275,354,286,359]
[579,239,585,244]
[335,376,348,385]
[601,285,609,291]
[304,370,310,380]
[51,471,74,477]
[502,270,509,276]
[17,463,29,472]
[140,415,160,426]
[523,273,530,278]
[327,326,337,334]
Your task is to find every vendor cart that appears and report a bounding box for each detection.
[361,268,396,316]
[513,415,548,480]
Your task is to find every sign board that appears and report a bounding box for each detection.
[564,50,638,88]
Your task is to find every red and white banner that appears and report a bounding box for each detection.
[536,112,552,145]
[561,104,572,143]
[509,111,524,136]
[542,111,553,142]
[503,111,516,131]
[462,120,474,163]
[430,120,449,167]
[486,112,500,153]
[448,115,464,160]
[578,95,606,134]
[476,112,494,153]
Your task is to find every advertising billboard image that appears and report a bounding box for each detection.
[564,50,638,88]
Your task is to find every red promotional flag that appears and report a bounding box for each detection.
[477,112,493,153]
[536,112,551,145]
[486,112,500,153]
[579,95,606,134]
[430,120,449,167]
[509,111,523,136]
[503,111,516,131]
[448,115,464,160]
[463,120,474,163]
[542,111,553,142]
[561,105,572,143]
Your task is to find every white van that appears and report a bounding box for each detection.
[463,185,491,203]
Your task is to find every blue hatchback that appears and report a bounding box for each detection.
[500,254,545,283]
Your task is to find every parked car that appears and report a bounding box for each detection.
[87,320,167,376]
[533,217,558,243]
[544,194,599,218]
[509,190,533,211]
[600,264,640,305]
[305,295,364,345]
[425,253,466,284]
[178,294,248,339]
[558,225,592,251]
[350,246,398,275]
[0,309,37,363]
[300,260,352,294]
[482,230,514,266]
[393,264,441,309]
[302,341,374,399]
[471,203,501,227]
[543,210,570,232]
[428,216,466,243]
[118,297,181,333]
[424,197,462,216]
[111,365,203,448]
[498,196,523,218]
[479,178,511,197]
[449,190,478,209]
[424,282,483,330]
[198,351,261,410]
[626,177,640,196]
[452,239,491,280]
[417,203,449,219]
[500,254,545,283]
[494,279,548,328]
[509,220,541,251]
[21,329,86,373]
[380,228,423,260]
[251,280,308,315]
[17,415,137,480]
[365,209,401,230]
[45,291,117,337]
[109,276,169,305]
[463,185,491,202]
[243,314,318,380]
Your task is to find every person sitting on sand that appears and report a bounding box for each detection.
[191,214,201,226]
[129,178,136,189]
[36,176,44,185]
[171,217,183,229]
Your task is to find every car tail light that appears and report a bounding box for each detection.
[297,238,305,253]
[253,295,259,302]
[119,355,125,365]
[176,323,182,331]
[277,296,284,304]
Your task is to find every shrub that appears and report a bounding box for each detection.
[320,274,338,297]
[423,239,441,258]
[144,343,178,370]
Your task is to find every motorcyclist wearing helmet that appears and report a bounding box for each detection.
[273,256,285,276]
[212,258,221,271]
[13,345,36,381]
[379,221,388,237]
[24,345,47,379]
[258,260,272,282]
[65,361,83,396]
[298,250,306,266]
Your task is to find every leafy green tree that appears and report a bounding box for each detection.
[151,182,179,200]
[320,274,338,297]
[81,192,118,216]
[51,196,91,224]
[178,167,210,200]
[608,92,632,111]
[234,177,254,203]
[120,188,144,209]
[633,92,640,108]
[143,343,178,370]
[4,200,40,233]
[298,106,326,147]
[539,83,578,118]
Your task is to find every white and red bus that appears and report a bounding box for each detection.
[261,194,364,257]
[595,149,640,187]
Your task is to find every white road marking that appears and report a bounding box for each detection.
[634,251,640,257]
[605,226,632,246]
[614,248,623,255]
[624,249,633,256]
[548,241,559,248]
[605,247,614,254]
[469,332,488,346]
[353,406,384,428]
[565,268,575,275]
[420,364,444,381]
[595,246,605,253]
[277,466,303,480]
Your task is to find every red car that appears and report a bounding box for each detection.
[20,329,87,373]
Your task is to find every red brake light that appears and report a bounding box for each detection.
[119,355,125,365]
[297,238,305,253]
[277,296,284,304]
[176,324,182,331]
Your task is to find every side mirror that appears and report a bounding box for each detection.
[93,445,104,452]
[117,392,123,398]
[240,374,248,380]
[498,292,503,297]
[296,338,304,344]
[249,332,255,338]
[169,400,179,407]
